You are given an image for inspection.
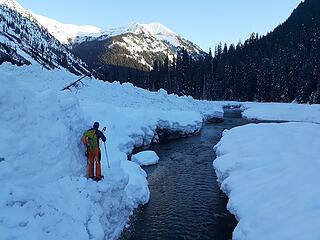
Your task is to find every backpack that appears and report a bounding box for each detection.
[83,129,99,150]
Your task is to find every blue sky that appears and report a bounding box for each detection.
[19,0,302,50]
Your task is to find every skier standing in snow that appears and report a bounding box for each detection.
[81,122,106,181]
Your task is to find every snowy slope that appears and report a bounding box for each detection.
[214,122,320,240]
[0,61,223,240]
[142,22,203,52]
[142,23,176,42]
[32,13,102,45]
[0,0,89,74]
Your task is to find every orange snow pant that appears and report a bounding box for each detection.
[87,148,101,178]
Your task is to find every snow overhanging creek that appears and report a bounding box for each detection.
[126,114,223,159]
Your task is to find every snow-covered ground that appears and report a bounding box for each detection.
[132,151,159,166]
[214,105,320,239]
[0,62,223,240]
[3,59,320,239]
[242,102,320,123]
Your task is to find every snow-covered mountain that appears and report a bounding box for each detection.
[0,0,89,75]
[72,22,203,55]
[32,13,102,45]
[33,13,205,70]
[142,22,202,51]
[34,14,203,55]
[70,22,205,71]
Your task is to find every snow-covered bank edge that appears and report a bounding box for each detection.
[127,113,223,159]
[212,102,320,239]
[213,122,320,240]
[240,102,320,124]
[214,101,320,124]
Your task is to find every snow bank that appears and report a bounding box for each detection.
[132,151,159,166]
[0,70,146,240]
[241,102,320,123]
[213,122,320,240]
[0,63,223,239]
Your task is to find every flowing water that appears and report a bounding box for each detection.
[122,109,258,240]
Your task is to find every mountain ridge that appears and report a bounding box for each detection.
[0,0,90,75]
[32,13,205,70]
[32,12,102,45]
[32,12,203,55]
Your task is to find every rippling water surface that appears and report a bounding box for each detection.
[122,110,253,240]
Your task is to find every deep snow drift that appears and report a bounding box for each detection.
[214,118,320,239]
[132,151,159,166]
[0,62,223,240]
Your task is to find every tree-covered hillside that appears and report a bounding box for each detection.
[150,0,320,103]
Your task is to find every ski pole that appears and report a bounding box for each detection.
[104,142,110,168]
[102,127,110,168]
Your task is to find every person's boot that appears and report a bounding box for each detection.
[95,176,104,182]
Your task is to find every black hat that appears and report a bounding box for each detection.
[93,122,99,130]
